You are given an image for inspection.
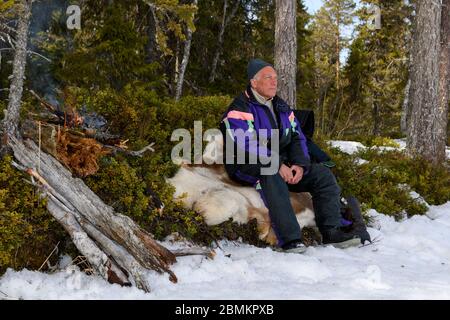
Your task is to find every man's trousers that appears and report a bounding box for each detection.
[231,163,343,246]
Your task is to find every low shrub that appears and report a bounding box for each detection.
[0,155,70,273]
[316,138,450,220]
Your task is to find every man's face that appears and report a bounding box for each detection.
[250,66,278,99]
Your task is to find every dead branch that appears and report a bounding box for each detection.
[0,48,51,61]
[171,247,216,259]
[28,89,57,112]
[103,142,155,157]
[38,241,60,271]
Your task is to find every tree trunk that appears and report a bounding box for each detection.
[372,97,381,136]
[2,0,32,141]
[275,0,297,108]
[335,10,340,91]
[438,0,449,147]
[145,7,159,64]
[208,0,240,83]
[406,1,444,164]
[174,39,180,92]
[372,72,382,136]
[175,0,198,101]
[45,199,131,287]
[401,79,411,134]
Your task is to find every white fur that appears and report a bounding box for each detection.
[167,166,262,225]
[166,133,317,234]
[296,207,316,228]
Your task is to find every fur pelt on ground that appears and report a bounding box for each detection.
[167,133,316,245]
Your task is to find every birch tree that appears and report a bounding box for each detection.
[175,0,198,101]
[1,0,32,142]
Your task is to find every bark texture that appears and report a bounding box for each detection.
[274,0,297,108]
[438,0,449,150]
[175,0,198,101]
[9,135,177,292]
[407,1,445,164]
[2,0,32,140]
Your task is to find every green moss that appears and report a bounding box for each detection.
[0,99,5,121]
[369,136,401,148]
[0,155,69,273]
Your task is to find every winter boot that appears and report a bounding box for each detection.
[321,227,361,249]
[280,239,307,254]
[340,196,371,244]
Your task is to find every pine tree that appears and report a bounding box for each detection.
[188,0,274,94]
[407,0,445,164]
[275,0,297,108]
[296,1,316,110]
[342,0,412,136]
[309,0,355,136]
[0,0,19,103]
[36,0,196,93]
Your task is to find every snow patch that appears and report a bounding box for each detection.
[328,140,366,155]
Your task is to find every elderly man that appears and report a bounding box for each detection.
[219,58,369,253]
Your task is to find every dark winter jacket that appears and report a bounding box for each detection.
[219,85,311,179]
[293,109,332,164]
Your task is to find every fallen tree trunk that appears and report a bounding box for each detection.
[9,135,177,292]
[1,0,183,294]
[46,200,131,287]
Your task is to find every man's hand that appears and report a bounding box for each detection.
[279,164,293,183]
[289,165,304,184]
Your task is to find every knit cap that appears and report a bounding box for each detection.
[247,58,273,81]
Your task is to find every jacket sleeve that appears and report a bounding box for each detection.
[287,111,311,171]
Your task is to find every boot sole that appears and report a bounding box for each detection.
[323,237,361,249]
[273,246,308,254]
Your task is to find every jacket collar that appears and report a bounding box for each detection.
[245,84,290,113]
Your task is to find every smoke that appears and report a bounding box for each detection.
[28,0,71,109]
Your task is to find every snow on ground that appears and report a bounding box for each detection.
[330,139,450,160]
[1,201,450,300]
[328,140,366,155]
